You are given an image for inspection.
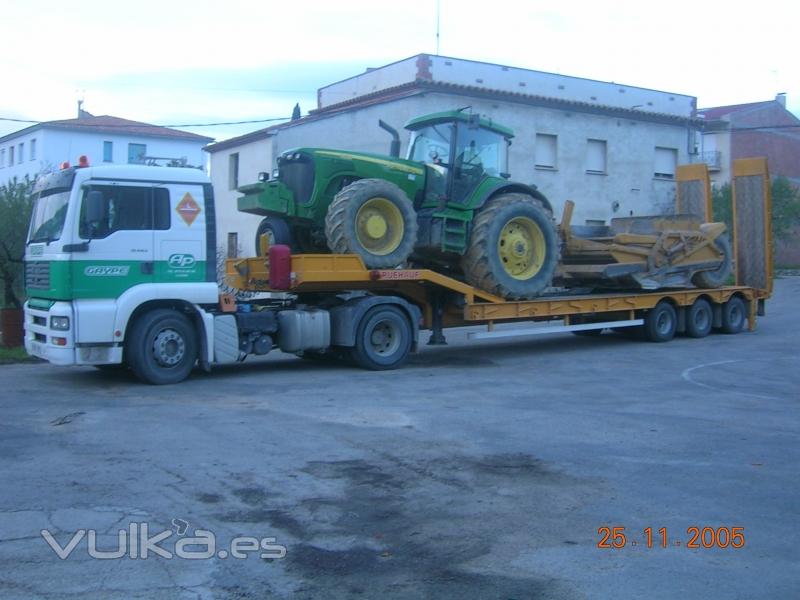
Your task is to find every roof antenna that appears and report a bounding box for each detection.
[435,0,440,55]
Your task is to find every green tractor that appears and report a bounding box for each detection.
[238,110,558,299]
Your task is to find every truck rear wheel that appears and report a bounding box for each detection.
[462,193,558,299]
[719,296,746,334]
[350,305,412,370]
[325,179,418,268]
[644,301,677,342]
[685,298,713,338]
[126,309,197,385]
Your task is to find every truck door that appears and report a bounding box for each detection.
[71,182,162,298]
[152,184,207,286]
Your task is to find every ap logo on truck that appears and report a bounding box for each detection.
[168,254,196,268]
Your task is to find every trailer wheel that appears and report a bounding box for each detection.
[644,301,677,342]
[255,217,293,255]
[685,298,713,338]
[720,296,746,334]
[350,305,412,370]
[126,309,197,384]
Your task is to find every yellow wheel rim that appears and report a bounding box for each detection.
[498,216,545,280]
[355,197,404,256]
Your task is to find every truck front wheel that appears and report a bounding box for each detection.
[126,309,198,384]
[350,305,412,370]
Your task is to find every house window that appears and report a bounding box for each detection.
[654,147,678,179]
[9,146,14,165]
[586,139,607,174]
[103,141,113,162]
[127,143,147,164]
[229,153,240,190]
[18,143,24,164]
[30,139,36,161]
[535,134,557,169]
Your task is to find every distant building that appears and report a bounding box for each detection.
[698,94,800,186]
[0,107,212,186]
[206,54,700,254]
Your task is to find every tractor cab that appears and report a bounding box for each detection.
[406,111,513,206]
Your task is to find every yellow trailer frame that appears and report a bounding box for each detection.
[226,158,772,340]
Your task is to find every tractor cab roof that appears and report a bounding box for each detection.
[404,110,514,138]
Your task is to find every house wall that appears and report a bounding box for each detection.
[0,129,208,186]
[208,137,274,257]
[212,90,695,248]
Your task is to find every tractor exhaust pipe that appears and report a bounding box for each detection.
[379,120,400,158]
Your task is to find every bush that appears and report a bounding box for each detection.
[0,177,35,308]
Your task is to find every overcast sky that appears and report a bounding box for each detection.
[1,0,797,142]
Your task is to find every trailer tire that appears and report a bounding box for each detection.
[126,309,197,385]
[255,217,293,255]
[685,298,713,338]
[350,305,412,370]
[692,235,732,289]
[462,193,558,299]
[720,296,746,334]
[644,301,677,342]
[325,179,417,268]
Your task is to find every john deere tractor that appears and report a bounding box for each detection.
[237,110,558,299]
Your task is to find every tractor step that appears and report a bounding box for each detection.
[441,218,468,253]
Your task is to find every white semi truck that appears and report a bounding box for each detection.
[23,159,772,384]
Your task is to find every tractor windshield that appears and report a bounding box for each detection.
[408,124,453,166]
[453,125,507,178]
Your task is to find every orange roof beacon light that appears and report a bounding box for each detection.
[60,161,71,170]
[77,155,90,168]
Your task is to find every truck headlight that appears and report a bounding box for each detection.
[50,316,70,331]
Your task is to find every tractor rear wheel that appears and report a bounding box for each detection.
[461,193,558,299]
[692,235,733,289]
[325,179,418,268]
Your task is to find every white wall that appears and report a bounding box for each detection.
[208,137,274,257]
[319,54,696,119]
[0,128,208,186]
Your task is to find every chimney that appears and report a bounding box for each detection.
[776,92,786,108]
[77,99,84,118]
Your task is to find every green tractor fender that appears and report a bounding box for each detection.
[470,180,553,215]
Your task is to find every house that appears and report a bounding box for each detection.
[698,94,800,186]
[0,106,213,186]
[206,54,700,255]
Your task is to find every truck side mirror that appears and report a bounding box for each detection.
[85,190,106,228]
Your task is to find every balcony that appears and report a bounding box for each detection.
[698,150,722,171]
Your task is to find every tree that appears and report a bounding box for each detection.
[291,103,301,121]
[712,176,800,241]
[0,177,35,308]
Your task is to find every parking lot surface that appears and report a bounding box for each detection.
[0,278,798,599]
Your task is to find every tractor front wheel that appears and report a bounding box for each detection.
[254,217,293,256]
[461,193,558,299]
[325,179,418,268]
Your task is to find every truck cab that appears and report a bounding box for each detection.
[24,163,217,368]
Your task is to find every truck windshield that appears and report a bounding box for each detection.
[28,190,70,244]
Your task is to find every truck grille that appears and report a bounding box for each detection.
[25,261,50,289]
